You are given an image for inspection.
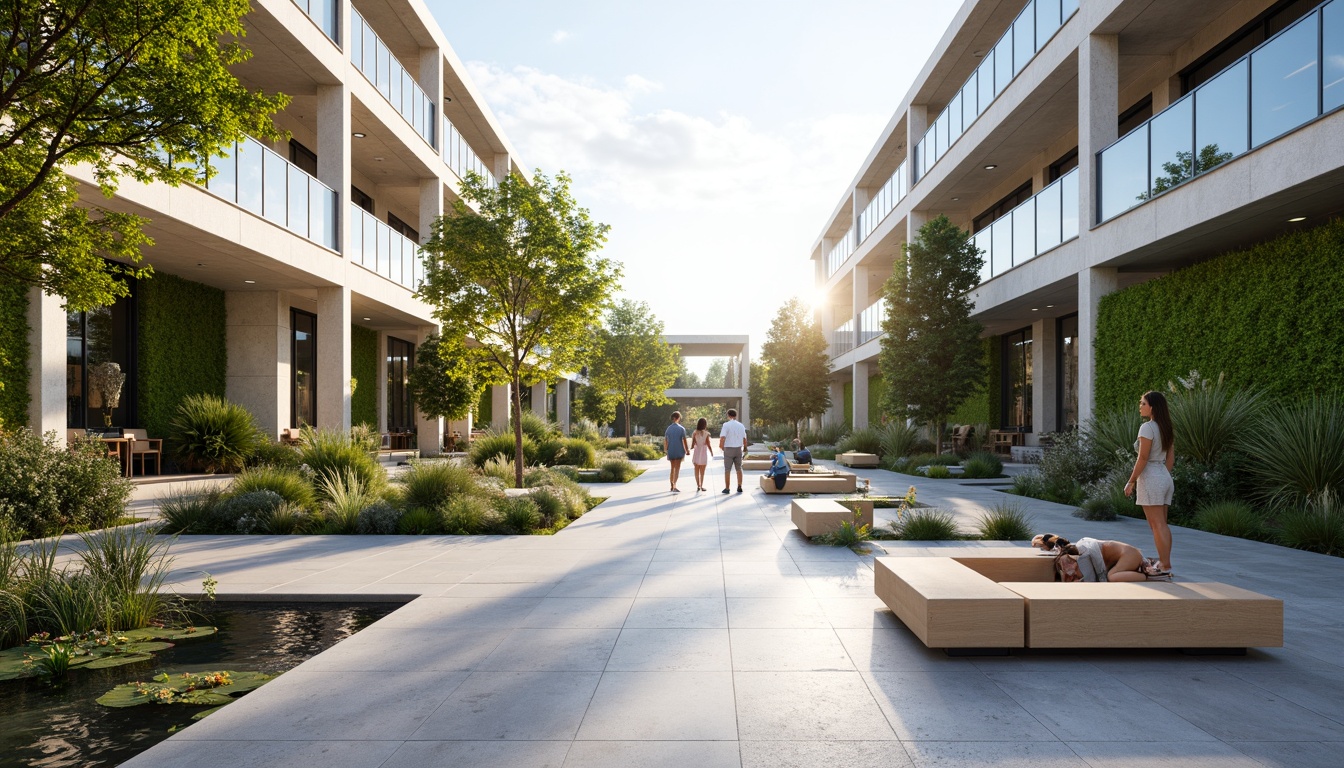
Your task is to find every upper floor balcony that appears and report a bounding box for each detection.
[443,115,495,186]
[857,160,908,245]
[858,297,886,347]
[1096,0,1343,223]
[913,0,1078,186]
[350,7,437,150]
[830,319,854,359]
[825,225,856,278]
[971,166,1078,284]
[349,203,423,291]
[199,136,339,251]
[290,0,338,41]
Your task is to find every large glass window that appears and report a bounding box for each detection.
[977,55,995,116]
[1149,97,1194,195]
[1057,315,1079,431]
[1013,3,1035,75]
[387,337,416,434]
[1012,199,1036,268]
[1251,13,1320,145]
[1036,180,1062,253]
[1098,125,1149,220]
[991,217,1013,277]
[1326,1,1344,112]
[1194,59,1249,173]
[67,294,136,430]
[292,310,317,428]
[1002,328,1033,430]
[994,35,1014,94]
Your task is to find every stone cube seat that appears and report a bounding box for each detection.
[791,498,874,537]
[836,452,879,467]
[758,471,857,494]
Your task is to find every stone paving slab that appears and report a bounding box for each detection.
[118,457,1344,767]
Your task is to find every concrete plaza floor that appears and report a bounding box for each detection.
[122,460,1344,768]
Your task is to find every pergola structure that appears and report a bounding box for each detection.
[663,335,750,424]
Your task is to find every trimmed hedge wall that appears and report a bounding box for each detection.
[0,282,30,429]
[137,273,227,440]
[1095,219,1344,414]
[351,324,378,427]
[950,337,994,426]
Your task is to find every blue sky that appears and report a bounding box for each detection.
[424,1,960,367]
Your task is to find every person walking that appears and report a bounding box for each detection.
[718,408,749,494]
[690,417,714,491]
[1125,391,1176,574]
[664,411,690,493]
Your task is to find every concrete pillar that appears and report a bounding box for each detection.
[531,381,548,418]
[315,83,352,256]
[315,285,351,432]
[490,384,511,431]
[556,378,571,433]
[493,153,511,183]
[1078,267,1119,426]
[416,324,442,455]
[852,360,871,430]
[1031,317,1058,440]
[226,291,288,438]
[26,287,67,442]
[375,331,389,433]
[826,379,846,428]
[739,340,751,425]
[1079,34,1119,230]
[419,47,443,154]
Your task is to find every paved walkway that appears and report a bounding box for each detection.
[123,460,1344,768]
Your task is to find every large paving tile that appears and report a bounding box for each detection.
[522,597,635,628]
[371,596,543,629]
[1228,741,1344,768]
[412,670,601,740]
[441,582,557,598]
[901,741,1089,768]
[625,596,729,628]
[382,741,569,768]
[1066,740,1266,767]
[639,573,726,598]
[565,741,740,767]
[606,628,732,671]
[576,671,738,740]
[863,669,1054,741]
[120,740,402,768]
[730,628,854,671]
[551,572,646,598]
[297,627,509,672]
[734,671,896,741]
[478,627,620,671]
[725,573,815,598]
[740,741,911,768]
[834,627,966,671]
[1209,649,1344,721]
[727,597,831,628]
[819,598,903,629]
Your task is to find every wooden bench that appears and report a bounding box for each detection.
[791,498,873,537]
[836,452,879,467]
[758,472,857,494]
[742,460,772,471]
[874,550,1283,652]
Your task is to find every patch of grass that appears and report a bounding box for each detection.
[960,451,1003,479]
[400,461,478,509]
[895,509,962,540]
[924,465,952,479]
[1195,500,1265,540]
[231,465,317,512]
[1275,491,1344,556]
[974,500,1036,540]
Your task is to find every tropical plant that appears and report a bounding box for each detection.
[168,394,265,474]
[1167,375,1262,465]
[1195,500,1265,540]
[1243,395,1344,507]
[230,466,317,512]
[298,428,386,497]
[896,509,962,540]
[877,422,922,459]
[975,501,1035,540]
[1083,409,1142,469]
[836,428,883,456]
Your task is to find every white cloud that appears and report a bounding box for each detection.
[551,30,570,43]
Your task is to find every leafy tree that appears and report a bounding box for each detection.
[879,215,985,453]
[418,170,619,486]
[747,360,777,425]
[1141,144,1235,200]
[704,359,728,389]
[406,334,493,425]
[576,383,617,427]
[672,358,703,389]
[588,300,680,446]
[760,297,831,436]
[1,0,288,310]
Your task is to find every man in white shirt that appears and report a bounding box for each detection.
[718,408,749,494]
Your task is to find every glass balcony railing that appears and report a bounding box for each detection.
[825,226,855,278]
[858,298,886,346]
[200,137,338,250]
[831,319,854,358]
[857,161,908,244]
[1097,0,1343,223]
[291,0,337,41]
[349,204,423,291]
[349,9,437,149]
[913,0,1078,184]
[443,116,495,186]
[971,167,1078,284]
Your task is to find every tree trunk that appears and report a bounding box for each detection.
[624,399,632,447]
[512,376,525,488]
[934,419,945,455]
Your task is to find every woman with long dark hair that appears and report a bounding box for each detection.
[1124,390,1175,573]
[690,417,714,492]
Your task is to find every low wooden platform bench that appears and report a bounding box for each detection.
[742,459,772,471]
[874,548,1282,653]
[758,471,856,494]
[837,452,879,467]
[791,498,874,537]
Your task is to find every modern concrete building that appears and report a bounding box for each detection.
[11,0,564,454]
[811,0,1344,442]
[663,335,751,423]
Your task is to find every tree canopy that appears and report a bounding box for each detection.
[418,170,619,485]
[405,334,493,423]
[1,0,288,310]
[878,215,985,453]
[760,297,831,435]
[588,299,679,446]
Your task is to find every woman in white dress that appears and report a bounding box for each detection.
[1124,391,1175,573]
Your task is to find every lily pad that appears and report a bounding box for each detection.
[82,653,155,670]
[191,705,228,720]
[120,626,217,641]
[97,670,276,709]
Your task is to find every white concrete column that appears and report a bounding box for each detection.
[315,83,352,256]
[493,153,511,183]
[852,360,871,430]
[26,287,67,441]
[226,291,288,438]
[419,47,443,155]
[1031,317,1059,440]
[490,384,511,431]
[739,340,750,425]
[1078,267,1119,426]
[826,379,846,428]
[531,381,548,418]
[1079,34,1119,230]
[416,324,442,455]
[315,285,351,432]
[556,378,571,433]
[375,331,389,433]
[853,267,870,345]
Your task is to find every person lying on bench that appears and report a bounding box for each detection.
[1031,533,1171,582]
[764,445,791,490]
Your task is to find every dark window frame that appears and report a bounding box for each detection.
[351,185,374,214]
[290,308,318,429]
[999,326,1033,431]
[974,180,1034,233]
[387,212,420,242]
[1055,313,1079,431]
[1117,94,1154,138]
[1180,0,1321,93]
[67,282,139,431]
[288,139,318,176]
[1048,147,1079,182]
[386,335,416,433]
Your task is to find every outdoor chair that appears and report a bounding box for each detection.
[125,429,163,475]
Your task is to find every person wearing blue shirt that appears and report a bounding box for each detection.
[664,411,690,493]
[765,445,791,490]
[794,440,813,465]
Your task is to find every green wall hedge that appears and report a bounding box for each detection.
[351,324,378,427]
[137,273,227,439]
[1095,219,1344,414]
[0,282,30,429]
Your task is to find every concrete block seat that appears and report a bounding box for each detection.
[791,498,874,537]
[874,548,1282,652]
[742,460,772,471]
[758,471,857,495]
[836,452,879,467]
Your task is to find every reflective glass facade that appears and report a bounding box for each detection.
[350,9,437,148]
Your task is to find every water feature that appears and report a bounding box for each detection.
[0,601,401,768]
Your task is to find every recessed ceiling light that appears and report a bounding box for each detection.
[1288,216,1306,222]
[196,262,206,267]
[1046,304,1054,308]
[244,280,255,284]
[984,164,997,170]
[353,132,366,138]
[973,50,984,57]
[363,317,371,321]
[1031,308,1039,311]
[373,156,384,162]
[951,197,960,201]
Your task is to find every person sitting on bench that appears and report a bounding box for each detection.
[764,445,791,490]
[792,439,812,465]
[1031,533,1170,582]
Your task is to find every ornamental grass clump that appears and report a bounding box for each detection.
[495,496,542,534]
[157,489,226,535]
[597,456,638,483]
[924,465,952,479]
[836,428,882,456]
[469,432,539,469]
[1275,490,1344,556]
[877,422,922,460]
[299,428,386,497]
[1243,395,1344,508]
[1074,467,1132,522]
[316,470,379,534]
[960,451,1003,478]
[439,495,493,535]
[398,507,442,535]
[230,466,317,512]
[399,460,478,508]
[895,509,962,540]
[1195,500,1265,541]
[169,394,265,474]
[974,500,1036,540]
[1167,374,1262,465]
